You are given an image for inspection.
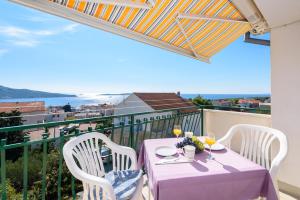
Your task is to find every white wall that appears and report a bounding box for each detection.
[204,109,271,138]
[22,111,46,125]
[271,21,300,196]
[113,94,172,126]
[114,94,153,125]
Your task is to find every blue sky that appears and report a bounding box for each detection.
[0,1,270,95]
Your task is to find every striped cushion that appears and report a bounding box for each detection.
[105,170,143,200]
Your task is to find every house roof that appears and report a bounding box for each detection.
[0,101,46,113]
[134,92,197,112]
[11,0,251,63]
[238,99,260,104]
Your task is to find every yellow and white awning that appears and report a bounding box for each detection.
[10,0,252,63]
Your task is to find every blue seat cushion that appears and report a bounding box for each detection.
[105,169,143,200]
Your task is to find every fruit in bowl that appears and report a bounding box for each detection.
[176,136,205,153]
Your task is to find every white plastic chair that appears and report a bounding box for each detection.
[63,132,143,200]
[218,124,288,196]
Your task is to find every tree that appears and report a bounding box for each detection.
[62,103,72,112]
[0,110,25,161]
[192,96,212,106]
[31,150,82,199]
[95,117,113,137]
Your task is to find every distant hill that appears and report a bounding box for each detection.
[0,86,76,99]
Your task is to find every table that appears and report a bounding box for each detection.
[138,138,277,200]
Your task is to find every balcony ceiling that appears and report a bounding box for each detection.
[254,0,300,28]
[10,0,252,63]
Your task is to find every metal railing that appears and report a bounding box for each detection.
[202,105,271,114]
[0,106,203,200]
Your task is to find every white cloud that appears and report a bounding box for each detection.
[0,23,80,48]
[24,16,57,23]
[9,40,39,47]
[35,30,57,36]
[63,24,79,32]
[0,49,9,56]
[0,26,29,37]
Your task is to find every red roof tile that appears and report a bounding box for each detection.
[134,93,197,112]
[0,101,46,113]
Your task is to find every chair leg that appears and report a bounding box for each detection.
[148,185,151,200]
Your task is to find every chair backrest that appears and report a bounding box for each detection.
[218,124,288,181]
[63,132,137,178]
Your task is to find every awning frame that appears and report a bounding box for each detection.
[9,0,250,63]
[78,0,155,9]
[175,18,210,63]
[173,13,250,63]
[9,0,200,60]
[177,13,249,24]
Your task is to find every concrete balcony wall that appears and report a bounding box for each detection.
[271,21,300,198]
[203,109,271,139]
[203,109,272,154]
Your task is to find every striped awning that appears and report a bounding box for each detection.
[10,0,252,63]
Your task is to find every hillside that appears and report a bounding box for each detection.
[0,86,76,99]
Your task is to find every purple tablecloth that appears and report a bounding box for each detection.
[138,138,277,200]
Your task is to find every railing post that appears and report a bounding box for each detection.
[119,122,125,145]
[41,132,49,200]
[200,107,204,136]
[130,115,134,148]
[22,135,30,200]
[0,139,7,200]
[110,123,115,142]
[57,130,64,200]
[71,128,80,200]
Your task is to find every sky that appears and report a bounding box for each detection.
[0,1,270,95]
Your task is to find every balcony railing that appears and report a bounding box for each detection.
[0,104,271,200]
[0,106,203,200]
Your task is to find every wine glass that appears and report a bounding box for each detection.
[205,135,216,160]
[173,125,182,144]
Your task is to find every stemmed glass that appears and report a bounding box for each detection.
[205,135,216,160]
[173,125,182,143]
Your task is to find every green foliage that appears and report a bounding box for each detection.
[95,117,113,130]
[6,150,43,192]
[30,149,82,199]
[0,179,22,199]
[5,148,82,199]
[227,98,240,105]
[0,110,25,161]
[192,96,212,106]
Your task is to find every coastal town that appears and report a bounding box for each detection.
[0,93,271,124]
[0,92,271,141]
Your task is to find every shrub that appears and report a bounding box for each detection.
[0,110,25,161]
[0,179,22,199]
[6,147,82,199]
[30,149,82,199]
[6,151,42,192]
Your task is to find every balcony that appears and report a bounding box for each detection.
[1,0,300,199]
[0,106,296,199]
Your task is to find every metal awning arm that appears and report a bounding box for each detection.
[175,18,210,63]
[177,13,249,24]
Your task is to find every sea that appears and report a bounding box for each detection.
[0,93,270,108]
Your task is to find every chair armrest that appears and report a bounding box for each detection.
[115,145,138,170]
[65,159,116,200]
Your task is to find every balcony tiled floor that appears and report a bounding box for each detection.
[140,175,297,200]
